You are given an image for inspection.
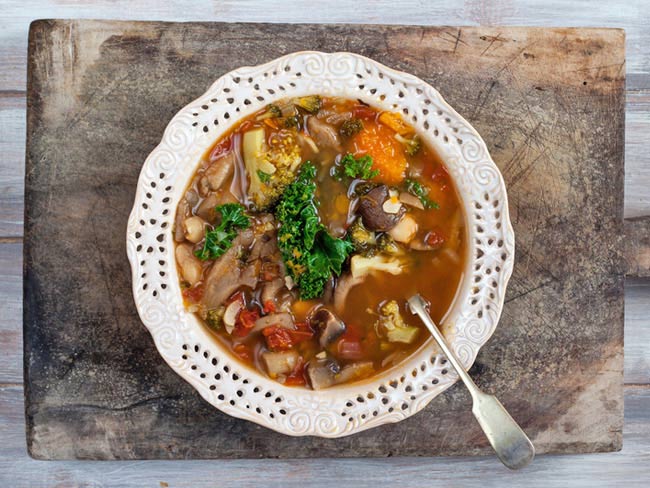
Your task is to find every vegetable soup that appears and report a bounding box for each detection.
[174,96,466,389]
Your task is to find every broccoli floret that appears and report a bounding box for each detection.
[283,115,300,129]
[395,133,421,156]
[294,95,322,113]
[375,300,419,344]
[348,218,376,254]
[243,128,304,210]
[256,104,283,120]
[377,234,400,255]
[205,307,225,330]
[340,118,364,137]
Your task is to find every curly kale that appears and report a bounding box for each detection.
[275,163,354,299]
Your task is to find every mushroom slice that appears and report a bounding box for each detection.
[306,356,341,390]
[358,185,406,232]
[309,308,346,348]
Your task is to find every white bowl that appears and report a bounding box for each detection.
[126,51,514,437]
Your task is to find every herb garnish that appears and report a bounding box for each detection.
[333,153,380,181]
[195,203,251,261]
[405,178,439,209]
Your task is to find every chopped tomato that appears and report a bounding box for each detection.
[284,357,306,386]
[350,121,408,185]
[263,300,276,314]
[208,134,232,161]
[352,105,377,120]
[233,343,252,361]
[425,229,446,249]
[233,309,260,337]
[288,321,314,344]
[263,326,294,351]
[182,285,204,303]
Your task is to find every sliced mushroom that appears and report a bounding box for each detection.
[202,153,235,193]
[263,350,299,378]
[306,116,342,152]
[174,198,191,242]
[333,273,364,314]
[306,355,341,390]
[358,185,406,232]
[309,308,346,348]
[223,299,244,334]
[251,312,294,333]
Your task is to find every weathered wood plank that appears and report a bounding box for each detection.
[24,21,626,459]
[0,242,22,384]
[625,217,650,278]
[1,385,649,487]
[0,96,25,236]
[1,0,650,91]
[625,278,650,385]
[625,90,650,218]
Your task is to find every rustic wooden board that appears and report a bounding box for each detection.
[24,20,625,460]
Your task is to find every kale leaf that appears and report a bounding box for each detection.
[333,153,379,181]
[195,203,251,261]
[275,162,354,299]
[404,178,439,209]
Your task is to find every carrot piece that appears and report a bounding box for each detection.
[378,111,412,136]
[350,121,408,185]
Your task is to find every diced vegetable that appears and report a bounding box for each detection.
[256,104,282,120]
[194,203,251,261]
[348,218,376,254]
[242,128,302,210]
[263,350,300,378]
[378,111,411,135]
[294,95,322,113]
[395,133,421,156]
[339,118,364,137]
[334,361,374,384]
[388,215,418,244]
[375,300,419,344]
[205,307,225,331]
[263,326,294,351]
[350,254,404,279]
[351,122,408,184]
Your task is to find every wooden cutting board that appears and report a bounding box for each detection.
[24,20,626,459]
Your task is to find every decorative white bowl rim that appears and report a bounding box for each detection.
[126,51,514,437]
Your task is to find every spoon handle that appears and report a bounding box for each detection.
[407,294,535,470]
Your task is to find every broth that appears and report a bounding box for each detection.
[174,96,466,389]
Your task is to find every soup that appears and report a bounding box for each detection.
[174,96,466,389]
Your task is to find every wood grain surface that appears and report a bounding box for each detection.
[1,1,649,486]
[24,20,625,460]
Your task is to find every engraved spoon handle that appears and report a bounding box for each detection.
[407,294,535,470]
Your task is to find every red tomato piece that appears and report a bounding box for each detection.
[182,285,204,303]
[284,357,306,386]
[233,309,260,337]
[263,300,276,314]
[208,134,233,161]
[425,229,447,248]
[352,105,377,120]
[263,326,294,351]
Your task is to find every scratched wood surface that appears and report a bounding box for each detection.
[2,1,650,486]
[23,20,625,460]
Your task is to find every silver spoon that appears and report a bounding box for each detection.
[407,294,535,470]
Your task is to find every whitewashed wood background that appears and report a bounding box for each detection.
[1,1,649,486]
